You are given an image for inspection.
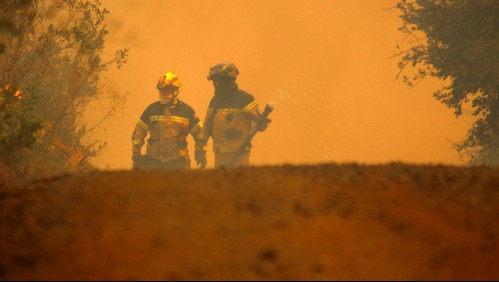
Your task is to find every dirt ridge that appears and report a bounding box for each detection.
[1,163,498,280]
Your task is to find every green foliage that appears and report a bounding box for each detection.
[394,0,499,165]
[0,85,42,154]
[0,0,129,182]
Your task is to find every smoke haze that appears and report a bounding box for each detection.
[91,0,474,170]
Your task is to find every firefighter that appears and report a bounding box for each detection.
[198,63,269,168]
[131,71,207,170]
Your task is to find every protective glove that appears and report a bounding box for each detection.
[132,151,142,168]
[194,149,207,169]
[256,118,269,132]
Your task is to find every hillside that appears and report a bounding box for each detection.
[1,163,498,280]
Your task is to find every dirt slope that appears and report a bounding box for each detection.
[1,163,498,280]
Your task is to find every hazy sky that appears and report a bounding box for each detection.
[90,0,474,170]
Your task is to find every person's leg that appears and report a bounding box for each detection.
[215,151,250,168]
[160,158,189,170]
[139,156,165,170]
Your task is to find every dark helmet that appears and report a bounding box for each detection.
[207,63,239,81]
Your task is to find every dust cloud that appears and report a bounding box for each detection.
[89,0,474,170]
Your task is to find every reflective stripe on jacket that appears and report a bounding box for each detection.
[132,100,203,163]
[199,89,261,154]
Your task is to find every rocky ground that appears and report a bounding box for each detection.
[0,162,498,280]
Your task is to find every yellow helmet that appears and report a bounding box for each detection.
[156,72,182,90]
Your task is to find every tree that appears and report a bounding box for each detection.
[0,1,41,147]
[393,0,499,165]
[0,0,129,184]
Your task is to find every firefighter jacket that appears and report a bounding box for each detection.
[199,89,263,154]
[132,100,203,163]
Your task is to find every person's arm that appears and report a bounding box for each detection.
[131,114,149,166]
[243,100,269,132]
[188,111,207,168]
[198,106,217,146]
